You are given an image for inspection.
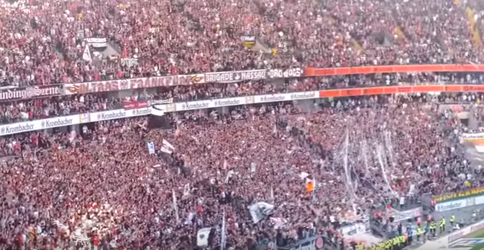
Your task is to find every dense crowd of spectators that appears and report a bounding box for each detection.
[0,94,480,249]
[1,0,484,86]
[1,0,484,248]
[286,97,479,197]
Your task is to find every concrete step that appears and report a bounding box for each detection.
[249,38,272,54]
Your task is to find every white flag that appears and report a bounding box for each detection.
[225,170,234,183]
[248,202,274,223]
[69,131,77,142]
[197,227,212,247]
[299,172,310,180]
[163,139,175,150]
[160,146,172,154]
[146,141,155,155]
[151,106,165,117]
[172,190,179,224]
[161,139,175,154]
[82,44,92,62]
[183,183,191,198]
[250,162,256,173]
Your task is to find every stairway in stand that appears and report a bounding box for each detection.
[351,39,363,54]
[250,38,272,54]
[466,7,482,48]
[393,26,408,46]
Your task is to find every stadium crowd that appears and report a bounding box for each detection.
[0,94,480,249]
[1,0,484,248]
[285,98,478,197]
[1,0,484,86]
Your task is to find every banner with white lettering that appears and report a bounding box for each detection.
[63,68,304,95]
[204,70,268,83]
[0,91,320,136]
[0,85,62,101]
[120,58,138,67]
[64,76,179,95]
[266,68,304,79]
[123,101,149,110]
[151,98,174,105]
[85,38,107,48]
[64,74,206,95]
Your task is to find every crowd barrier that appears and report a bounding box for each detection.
[430,187,484,212]
[362,187,484,249]
[5,82,484,136]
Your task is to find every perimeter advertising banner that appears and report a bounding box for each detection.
[0,85,62,101]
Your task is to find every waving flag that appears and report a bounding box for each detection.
[160,139,175,154]
[248,202,274,223]
[146,141,155,155]
[197,227,212,247]
[82,44,92,62]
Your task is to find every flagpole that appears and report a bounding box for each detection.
[221,210,227,250]
[172,189,179,224]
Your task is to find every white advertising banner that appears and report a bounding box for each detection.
[0,91,319,136]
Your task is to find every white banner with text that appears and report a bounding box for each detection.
[0,91,319,136]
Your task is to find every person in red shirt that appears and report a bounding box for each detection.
[91,233,100,247]
[31,133,38,147]
[17,233,24,249]
[13,142,21,152]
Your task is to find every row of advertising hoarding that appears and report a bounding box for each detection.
[4,64,484,101]
[0,91,318,136]
[4,82,484,136]
[430,187,484,212]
